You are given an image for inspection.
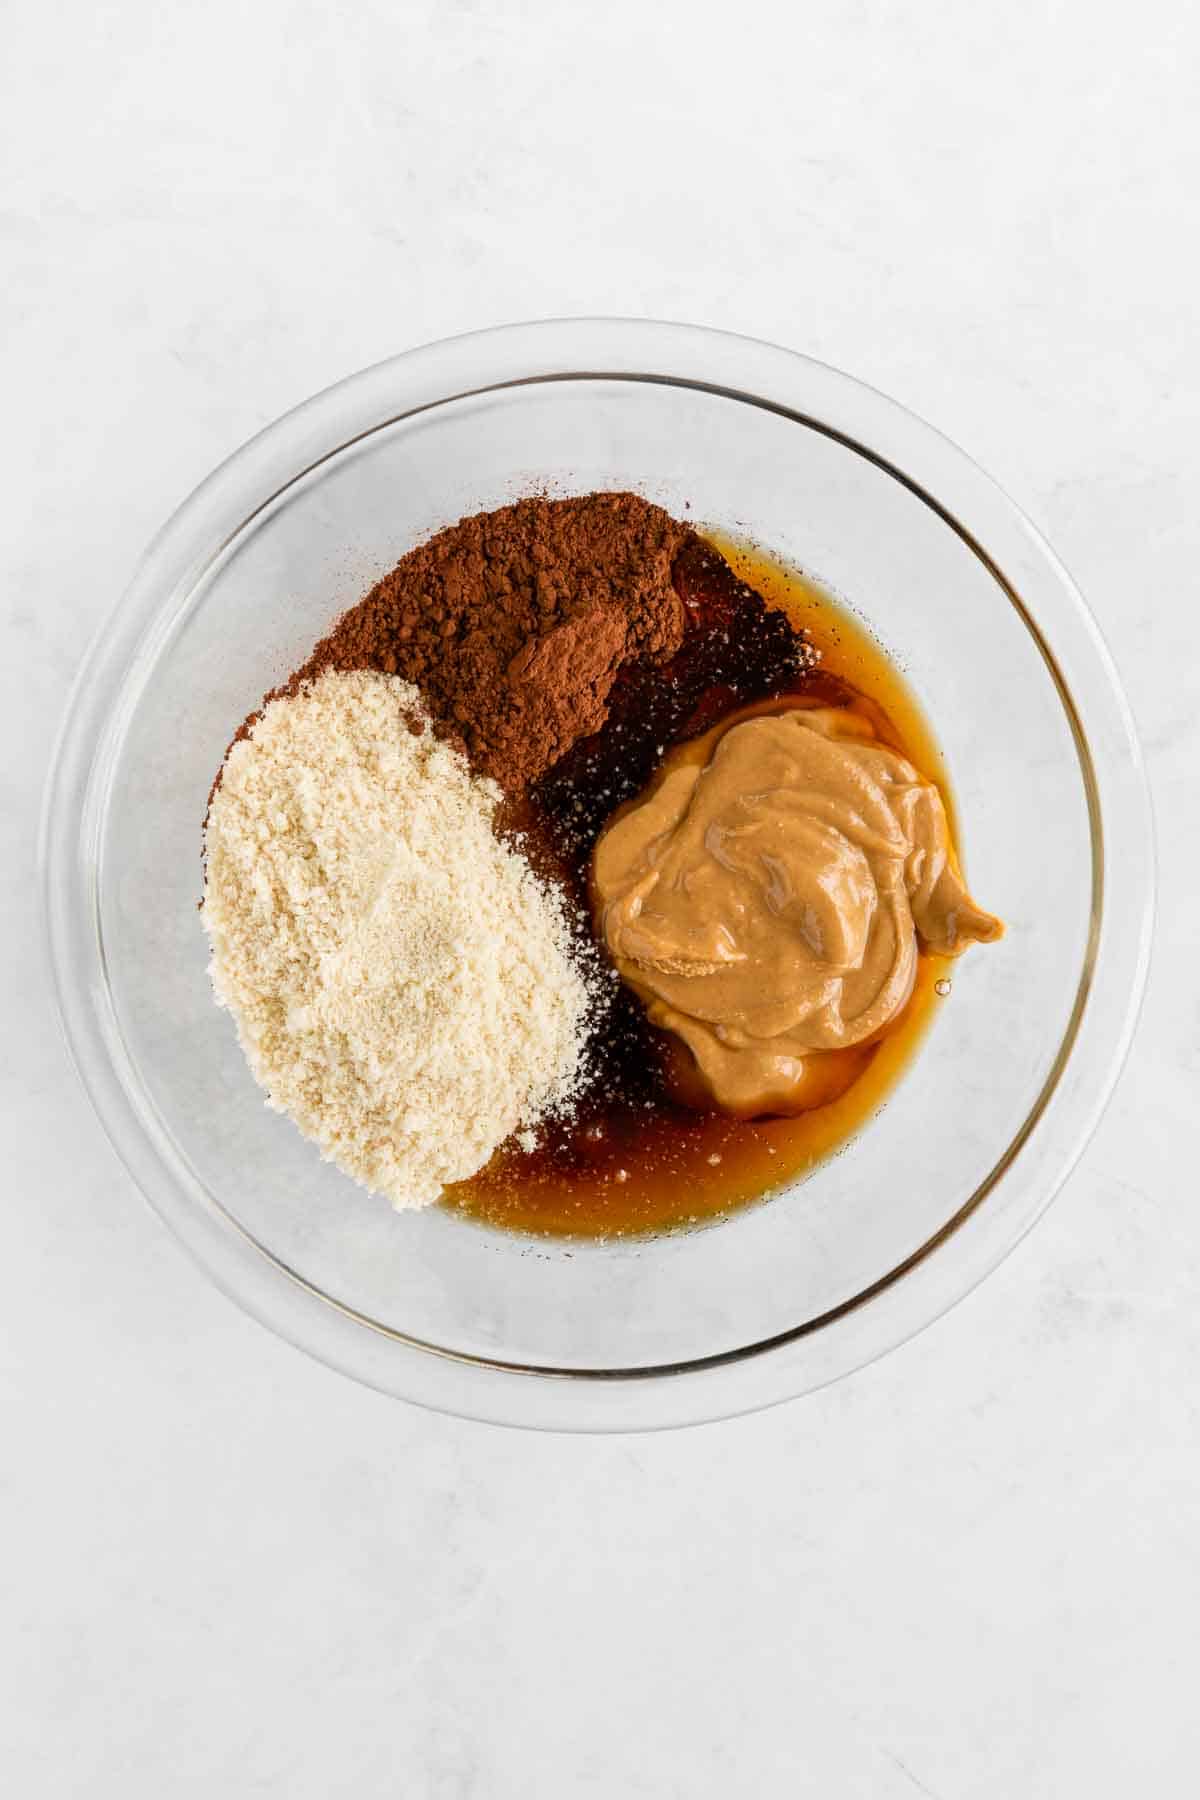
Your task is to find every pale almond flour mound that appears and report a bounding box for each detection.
[202,669,593,1208]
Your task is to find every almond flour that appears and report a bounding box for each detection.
[202,669,593,1208]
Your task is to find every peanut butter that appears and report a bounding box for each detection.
[592,703,1003,1117]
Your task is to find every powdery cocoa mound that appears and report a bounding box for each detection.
[291,493,693,794]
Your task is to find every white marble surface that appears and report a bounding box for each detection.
[3,1,1198,1791]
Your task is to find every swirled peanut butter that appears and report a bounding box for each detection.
[592,704,1003,1117]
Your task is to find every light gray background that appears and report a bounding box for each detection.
[3,2,1197,1794]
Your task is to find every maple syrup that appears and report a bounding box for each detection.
[445,533,954,1238]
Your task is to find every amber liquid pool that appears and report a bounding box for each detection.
[446,533,957,1239]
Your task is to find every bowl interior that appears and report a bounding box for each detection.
[97,375,1091,1372]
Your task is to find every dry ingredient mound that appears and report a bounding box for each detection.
[202,669,594,1208]
[288,492,693,795]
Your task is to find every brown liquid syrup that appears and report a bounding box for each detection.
[444,533,955,1239]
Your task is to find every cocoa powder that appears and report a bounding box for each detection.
[291,493,693,795]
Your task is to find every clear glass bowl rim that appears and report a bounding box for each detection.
[40,318,1155,1431]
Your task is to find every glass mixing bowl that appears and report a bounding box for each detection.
[41,320,1153,1430]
